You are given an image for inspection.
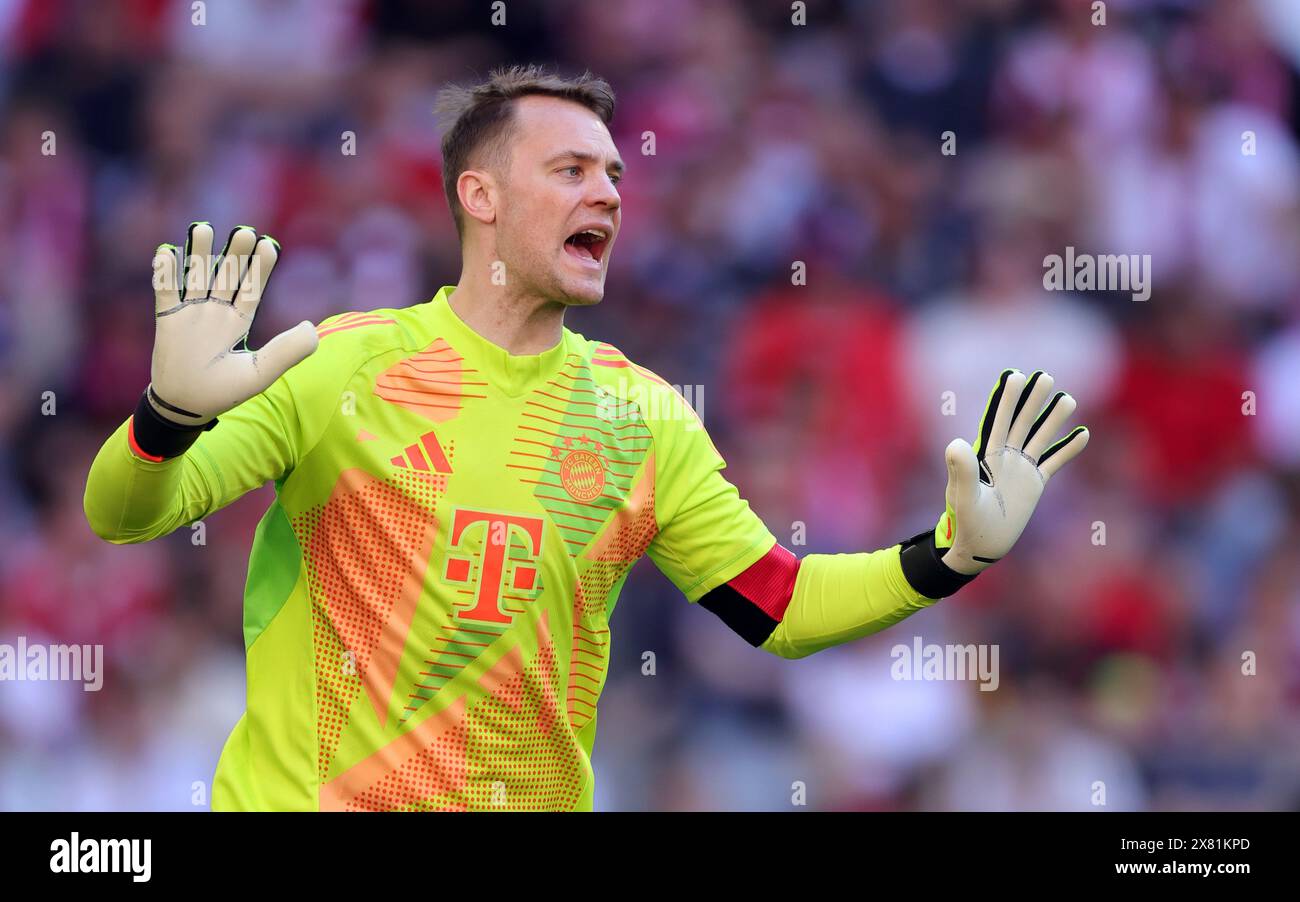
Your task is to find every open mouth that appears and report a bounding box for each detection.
[563,228,610,266]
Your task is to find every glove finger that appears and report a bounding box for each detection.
[152,244,180,313]
[1007,370,1054,450]
[210,226,259,303]
[1024,391,1077,459]
[944,437,981,516]
[182,221,215,301]
[233,235,280,320]
[973,369,1014,460]
[252,320,319,383]
[1038,425,1089,481]
[975,369,1025,465]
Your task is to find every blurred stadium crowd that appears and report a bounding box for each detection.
[1,0,1298,810]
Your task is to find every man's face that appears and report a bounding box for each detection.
[492,95,623,306]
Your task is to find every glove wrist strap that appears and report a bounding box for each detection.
[899,530,978,599]
[129,389,218,461]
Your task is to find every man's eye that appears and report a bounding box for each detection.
[609,173,621,185]
[564,166,581,177]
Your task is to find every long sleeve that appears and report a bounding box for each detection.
[758,546,935,659]
[84,373,303,545]
[636,372,964,659]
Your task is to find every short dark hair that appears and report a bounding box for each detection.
[435,64,616,239]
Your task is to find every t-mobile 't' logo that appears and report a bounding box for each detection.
[443,509,545,624]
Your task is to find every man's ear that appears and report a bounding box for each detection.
[457,169,497,227]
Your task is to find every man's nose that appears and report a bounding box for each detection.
[589,174,621,209]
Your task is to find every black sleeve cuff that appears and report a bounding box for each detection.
[898,530,978,599]
[698,584,781,648]
[131,390,218,460]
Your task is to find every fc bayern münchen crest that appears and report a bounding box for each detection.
[559,449,606,501]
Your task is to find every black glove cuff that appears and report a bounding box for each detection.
[899,530,978,599]
[130,390,218,461]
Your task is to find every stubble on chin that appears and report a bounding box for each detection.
[558,277,605,307]
[542,262,605,307]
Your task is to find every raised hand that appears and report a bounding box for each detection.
[936,369,1090,576]
[148,221,318,427]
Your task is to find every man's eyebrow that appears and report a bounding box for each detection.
[545,150,626,174]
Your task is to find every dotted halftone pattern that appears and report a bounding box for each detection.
[284,337,673,807]
[292,468,444,784]
[567,470,658,731]
[565,583,607,731]
[393,447,458,720]
[391,467,446,506]
[511,348,659,735]
[327,614,588,811]
[584,474,657,565]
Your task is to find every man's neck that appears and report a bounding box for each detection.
[448,269,567,356]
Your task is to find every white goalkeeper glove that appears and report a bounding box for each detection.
[900,369,1090,596]
[131,222,318,459]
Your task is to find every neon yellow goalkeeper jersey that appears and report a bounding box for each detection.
[85,286,776,811]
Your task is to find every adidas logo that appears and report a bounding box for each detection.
[390,430,452,473]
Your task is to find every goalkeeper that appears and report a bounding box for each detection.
[83,65,1088,811]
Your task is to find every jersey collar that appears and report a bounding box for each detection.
[428,285,572,398]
